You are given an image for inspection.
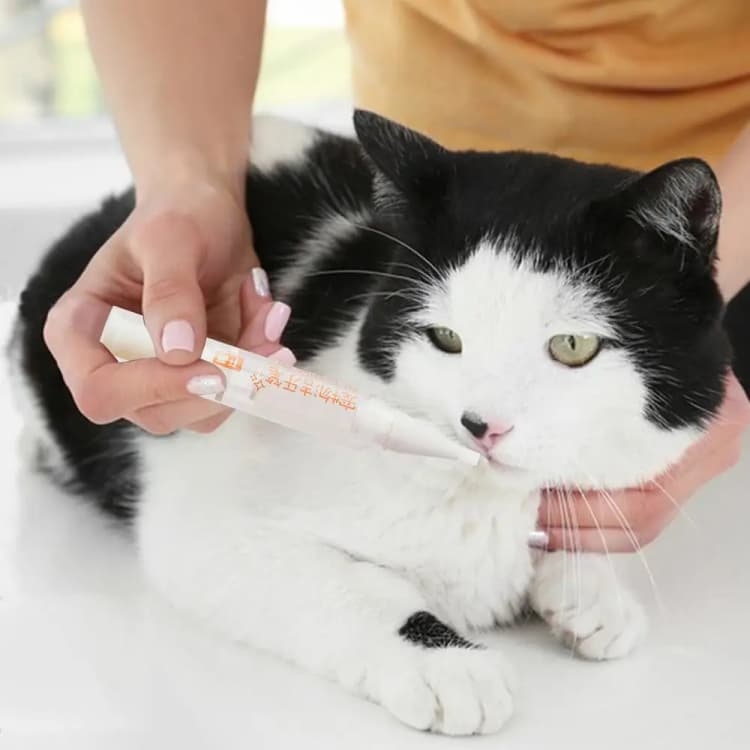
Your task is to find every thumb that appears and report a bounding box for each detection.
[138,226,207,365]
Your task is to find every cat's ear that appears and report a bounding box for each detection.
[602,158,721,268]
[353,109,449,197]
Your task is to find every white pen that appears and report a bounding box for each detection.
[100,306,481,466]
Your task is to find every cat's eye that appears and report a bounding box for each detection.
[426,326,463,354]
[548,334,601,367]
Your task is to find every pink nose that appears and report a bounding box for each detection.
[460,412,513,451]
[478,423,513,451]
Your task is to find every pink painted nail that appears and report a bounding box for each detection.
[186,375,225,396]
[252,267,271,297]
[162,320,195,353]
[270,347,296,368]
[264,302,291,342]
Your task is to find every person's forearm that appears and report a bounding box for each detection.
[716,122,750,300]
[82,0,266,197]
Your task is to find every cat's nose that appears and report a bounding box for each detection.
[460,412,513,451]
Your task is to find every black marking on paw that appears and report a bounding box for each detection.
[398,611,480,649]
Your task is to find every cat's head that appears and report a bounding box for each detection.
[354,110,731,490]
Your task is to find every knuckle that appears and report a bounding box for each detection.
[189,412,228,434]
[150,379,174,405]
[137,410,176,436]
[636,523,661,549]
[43,295,72,349]
[145,276,190,306]
[72,384,110,424]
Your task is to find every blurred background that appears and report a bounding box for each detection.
[0,0,352,297]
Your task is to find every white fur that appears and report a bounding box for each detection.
[273,211,370,300]
[15,121,702,735]
[249,113,318,172]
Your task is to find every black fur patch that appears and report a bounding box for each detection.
[16,192,140,518]
[399,611,480,649]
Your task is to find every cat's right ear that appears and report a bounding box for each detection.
[353,110,449,199]
[593,158,722,273]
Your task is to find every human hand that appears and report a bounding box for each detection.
[44,178,294,435]
[538,373,750,552]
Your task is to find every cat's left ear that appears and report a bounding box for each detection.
[605,158,722,267]
[353,109,449,197]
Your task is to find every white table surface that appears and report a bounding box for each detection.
[0,296,748,750]
[1,124,748,749]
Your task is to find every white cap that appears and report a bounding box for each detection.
[100,306,156,361]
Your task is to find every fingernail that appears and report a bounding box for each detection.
[162,320,195,353]
[528,530,550,550]
[270,347,296,368]
[252,267,271,297]
[187,375,225,396]
[264,302,291,342]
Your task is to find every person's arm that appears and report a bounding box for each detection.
[82,0,265,197]
[44,0,291,438]
[716,122,750,300]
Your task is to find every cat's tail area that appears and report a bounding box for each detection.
[725,282,750,397]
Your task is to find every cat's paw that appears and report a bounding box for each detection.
[530,552,646,661]
[364,646,516,735]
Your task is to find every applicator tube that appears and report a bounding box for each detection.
[100,307,480,466]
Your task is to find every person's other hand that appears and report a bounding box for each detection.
[538,373,750,552]
[44,179,294,435]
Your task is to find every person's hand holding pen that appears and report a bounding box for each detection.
[538,373,750,551]
[44,181,295,436]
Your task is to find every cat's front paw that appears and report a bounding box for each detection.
[530,552,646,661]
[364,646,516,735]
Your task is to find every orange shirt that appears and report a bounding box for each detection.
[343,0,750,169]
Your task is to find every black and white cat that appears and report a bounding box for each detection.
[10,111,731,735]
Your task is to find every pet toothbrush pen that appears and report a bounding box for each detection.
[100,306,481,466]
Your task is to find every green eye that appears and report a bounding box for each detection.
[548,334,601,367]
[426,326,463,354]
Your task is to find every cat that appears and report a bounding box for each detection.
[9,110,731,735]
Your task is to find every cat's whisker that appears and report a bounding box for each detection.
[351,222,443,278]
[573,481,626,622]
[582,473,666,614]
[389,260,440,287]
[343,289,425,306]
[648,477,699,531]
[564,486,584,642]
[306,268,425,287]
[559,487,582,657]
[552,486,571,648]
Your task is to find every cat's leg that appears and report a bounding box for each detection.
[139,512,515,735]
[529,551,647,660]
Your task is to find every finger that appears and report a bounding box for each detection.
[540,483,686,532]
[132,395,229,436]
[545,524,663,554]
[242,268,272,329]
[44,290,117,397]
[238,276,292,350]
[180,342,296,436]
[47,296,224,423]
[188,410,233,434]
[134,215,209,365]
